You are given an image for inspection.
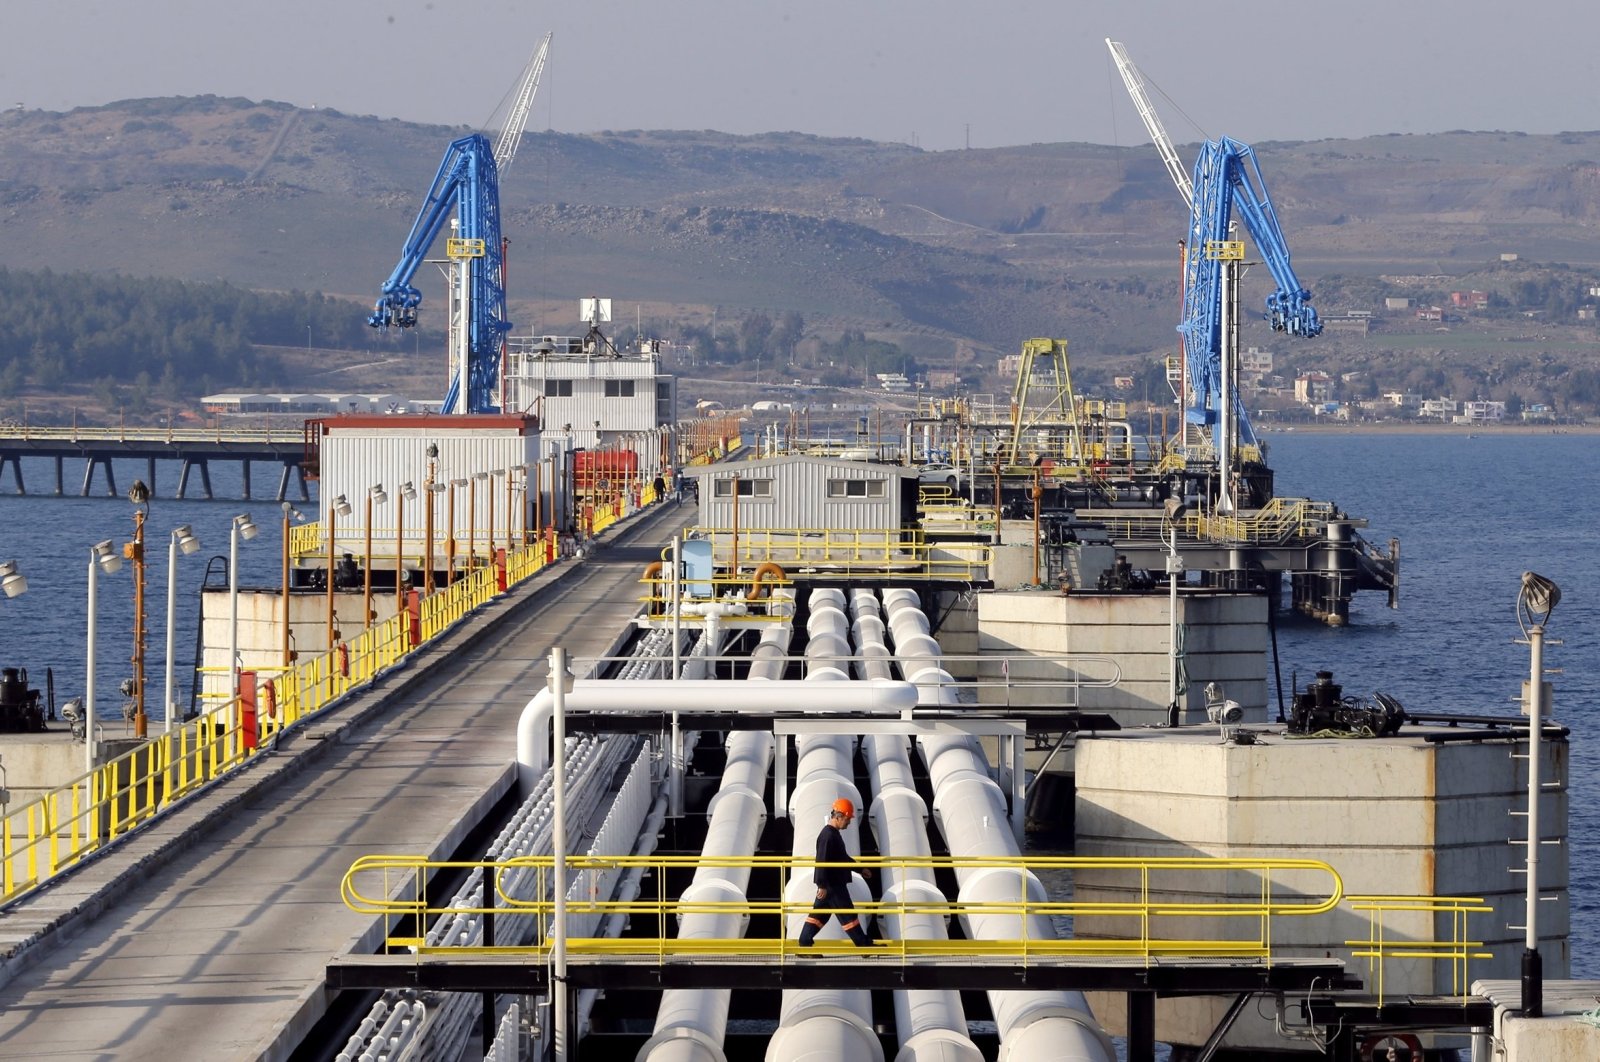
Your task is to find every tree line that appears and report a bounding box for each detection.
[0,268,409,400]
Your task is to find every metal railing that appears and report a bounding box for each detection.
[1344,894,1493,1005]
[689,527,991,581]
[338,854,1492,996]
[0,424,305,445]
[341,853,1345,965]
[0,499,641,906]
[1086,497,1337,546]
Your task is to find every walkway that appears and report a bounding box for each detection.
[0,505,688,1061]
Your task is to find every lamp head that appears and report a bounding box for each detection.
[400,481,417,500]
[0,560,26,598]
[234,513,259,540]
[1163,498,1189,522]
[547,655,575,695]
[91,540,123,574]
[370,484,388,505]
[332,494,353,517]
[1519,571,1560,630]
[173,525,201,555]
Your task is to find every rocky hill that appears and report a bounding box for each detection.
[4,97,1600,404]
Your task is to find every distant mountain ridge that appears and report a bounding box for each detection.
[3,96,1600,363]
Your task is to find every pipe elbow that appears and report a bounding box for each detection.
[744,561,786,600]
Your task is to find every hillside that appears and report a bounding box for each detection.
[3,97,1600,412]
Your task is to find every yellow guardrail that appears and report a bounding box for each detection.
[0,505,641,906]
[1087,497,1338,546]
[342,853,1345,964]
[691,527,991,581]
[1345,894,1493,1005]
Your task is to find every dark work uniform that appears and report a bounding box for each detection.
[797,822,873,946]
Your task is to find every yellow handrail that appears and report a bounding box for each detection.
[340,853,1344,965]
[1344,894,1494,1005]
[0,511,600,905]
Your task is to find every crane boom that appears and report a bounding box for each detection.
[1105,38,1193,206]
[492,32,551,175]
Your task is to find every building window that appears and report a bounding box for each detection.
[604,380,635,398]
[826,479,885,498]
[713,478,773,498]
[544,380,573,397]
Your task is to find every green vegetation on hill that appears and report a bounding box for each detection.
[0,268,416,406]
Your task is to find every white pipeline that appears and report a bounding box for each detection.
[881,589,1115,1062]
[640,606,792,1062]
[851,590,982,1062]
[516,676,916,794]
[767,589,881,1062]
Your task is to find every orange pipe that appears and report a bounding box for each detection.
[745,561,787,600]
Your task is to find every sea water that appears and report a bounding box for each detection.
[1267,431,1599,979]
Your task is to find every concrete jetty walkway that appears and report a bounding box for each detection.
[0,504,688,1061]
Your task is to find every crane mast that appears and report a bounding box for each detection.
[1181,135,1320,453]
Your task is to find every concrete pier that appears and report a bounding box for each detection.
[1074,722,1569,1056]
[976,589,1268,726]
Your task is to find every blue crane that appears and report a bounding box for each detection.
[1178,136,1321,448]
[368,133,510,414]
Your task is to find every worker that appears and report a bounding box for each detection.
[796,797,881,947]
[651,473,666,504]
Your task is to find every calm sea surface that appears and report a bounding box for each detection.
[0,433,1595,979]
[1266,431,1599,979]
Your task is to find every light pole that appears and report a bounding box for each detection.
[448,479,466,587]
[424,443,439,595]
[547,646,575,1061]
[163,525,201,734]
[1164,498,1189,728]
[85,539,123,843]
[470,472,487,571]
[364,484,386,627]
[229,514,259,711]
[396,481,416,614]
[533,460,543,550]
[1518,571,1560,1018]
[487,470,502,570]
[129,494,150,739]
[504,466,518,553]
[281,503,304,668]
[326,494,352,647]
[425,483,444,595]
[0,560,26,598]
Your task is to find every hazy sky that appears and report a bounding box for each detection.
[5,1,1597,151]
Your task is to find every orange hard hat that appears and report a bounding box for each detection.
[831,798,855,818]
